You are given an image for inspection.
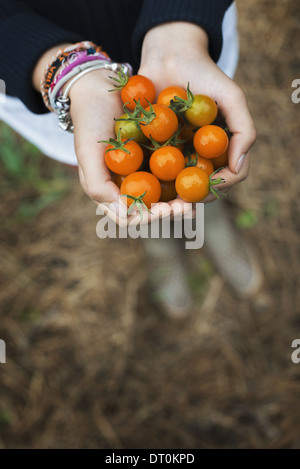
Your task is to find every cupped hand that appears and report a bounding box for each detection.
[138,21,257,209]
[69,69,142,224]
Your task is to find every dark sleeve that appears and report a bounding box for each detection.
[132,0,233,64]
[0,1,83,114]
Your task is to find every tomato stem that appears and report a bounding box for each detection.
[209,169,227,199]
[108,69,129,92]
[169,82,194,113]
[185,151,198,167]
[121,190,152,221]
[114,99,156,128]
[98,129,131,153]
[141,124,186,151]
[134,100,156,125]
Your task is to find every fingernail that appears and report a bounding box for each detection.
[235,153,246,174]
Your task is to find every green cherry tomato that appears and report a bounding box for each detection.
[114,113,148,144]
[185,94,217,127]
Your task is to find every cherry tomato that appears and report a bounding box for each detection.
[185,153,214,176]
[175,167,210,202]
[120,171,161,209]
[160,180,177,202]
[193,125,229,159]
[114,113,148,144]
[185,94,217,127]
[121,75,156,111]
[104,141,143,176]
[111,173,126,188]
[150,146,185,181]
[179,121,198,143]
[141,104,178,143]
[157,86,187,107]
[212,148,229,169]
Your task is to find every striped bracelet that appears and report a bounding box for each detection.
[41,41,104,110]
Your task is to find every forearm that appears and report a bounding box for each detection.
[0,1,82,113]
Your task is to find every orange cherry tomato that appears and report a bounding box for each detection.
[212,148,229,169]
[150,146,185,181]
[104,141,143,176]
[175,167,210,202]
[157,86,187,107]
[185,153,214,176]
[193,125,229,159]
[160,180,177,202]
[179,121,198,143]
[120,171,161,209]
[111,173,126,188]
[121,75,156,111]
[141,104,178,143]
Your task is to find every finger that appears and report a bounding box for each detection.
[129,202,173,226]
[217,87,257,175]
[169,198,194,218]
[209,152,250,190]
[75,125,121,203]
[71,83,123,204]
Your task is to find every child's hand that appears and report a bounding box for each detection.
[69,70,179,225]
[33,45,133,224]
[139,21,257,208]
[69,69,122,205]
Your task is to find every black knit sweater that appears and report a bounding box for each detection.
[0,0,233,114]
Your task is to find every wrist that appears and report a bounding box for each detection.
[140,22,209,68]
[32,43,73,92]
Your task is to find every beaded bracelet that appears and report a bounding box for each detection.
[50,52,111,93]
[41,41,104,110]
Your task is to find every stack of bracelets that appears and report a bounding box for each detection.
[41,41,133,132]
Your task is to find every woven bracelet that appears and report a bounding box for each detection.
[40,41,104,110]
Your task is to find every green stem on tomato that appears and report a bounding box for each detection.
[185,151,198,167]
[209,169,227,199]
[108,69,129,92]
[169,82,194,113]
[98,129,132,154]
[121,190,152,221]
[141,124,186,151]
